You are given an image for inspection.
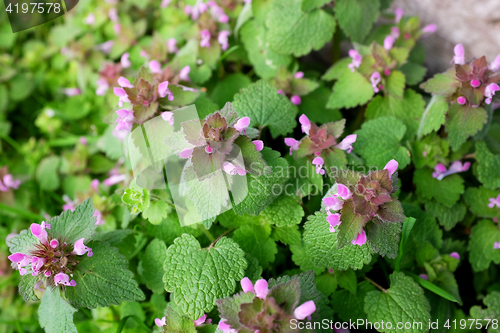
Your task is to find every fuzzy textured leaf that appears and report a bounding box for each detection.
[39,287,78,333]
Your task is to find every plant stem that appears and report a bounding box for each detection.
[364,276,388,293]
[199,224,215,242]
[208,228,235,249]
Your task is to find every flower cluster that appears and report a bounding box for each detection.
[8,222,93,287]
[285,115,356,175]
[324,160,405,246]
[272,68,319,105]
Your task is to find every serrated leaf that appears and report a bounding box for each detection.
[353,116,411,169]
[446,103,487,151]
[19,273,41,302]
[326,71,374,109]
[331,281,375,322]
[403,204,443,250]
[463,187,500,219]
[144,213,203,245]
[142,200,171,225]
[468,220,500,272]
[211,74,252,108]
[417,95,449,139]
[163,234,247,319]
[470,291,500,333]
[299,86,343,124]
[365,89,425,141]
[36,156,60,191]
[66,241,145,308]
[163,305,197,333]
[139,239,167,294]
[385,70,405,98]
[232,80,297,138]
[424,201,466,231]
[7,229,38,254]
[233,224,277,268]
[259,195,304,227]
[240,20,292,80]
[475,141,500,190]
[48,198,97,244]
[92,230,134,246]
[335,0,380,43]
[314,273,337,297]
[364,272,431,333]
[303,212,373,271]
[266,0,336,57]
[420,69,460,96]
[413,168,464,208]
[322,58,352,82]
[244,253,263,282]
[368,220,401,259]
[39,287,78,333]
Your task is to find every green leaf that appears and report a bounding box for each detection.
[420,69,460,96]
[353,116,411,169]
[322,58,352,82]
[299,86,343,124]
[468,220,500,272]
[403,203,443,250]
[144,213,203,245]
[19,273,41,302]
[476,141,500,190]
[240,20,292,79]
[259,195,304,227]
[211,73,252,107]
[314,273,338,297]
[48,198,97,244]
[413,168,464,208]
[92,230,134,246]
[138,239,167,294]
[424,201,466,231]
[303,212,373,271]
[326,71,374,109]
[233,224,278,268]
[385,70,406,98]
[36,156,60,191]
[336,269,357,294]
[163,234,247,319]
[232,80,298,138]
[395,217,416,271]
[364,272,431,333]
[400,62,427,86]
[365,89,425,141]
[331,281,375,323]
[417,95,449,139]
[244,253,263,282]
[302,0,332,11]
[285,156,324,197]
[470,291,500,333]
[162,305,197,333]
[160,84,200,109]
[266,0,336,57]
[405,272,460,303]
[446,103,488,151]
[66,241,145,308]
[142,200,171,225]
[39,287,78,333]
[463,187,500,219]
[7,229,38,254]
[367,220,401,259]
[335,0,380,43]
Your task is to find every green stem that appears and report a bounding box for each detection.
[208,228,235,249]
[0,203,44,220]
[364,276,387,293]
[199,224,215,242]
[0,134,22,153]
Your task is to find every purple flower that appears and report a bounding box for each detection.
[351,230,367,246]
[299,114,311,134]
[73,238,93,257]
[312,157,325,175]
[337,184,352,200]
[62,88,81,97]
[222,161,237,175]
[161,111,175,125]
[218,319,237,333]
[0,174,21,191]
[62,195,75,212]
[113,88,130,107]
[97,40,114,54]
[50,239,59,249]
[161,0,172,7]
[8,253,32,276]
[240,277,254,293]
[384,35,395,50]
[394,8,404,23]
[114,23,121,34]
[490,53,500,71]
[103,174,126,186]
[484,83,500,104]
[209,2,229,23]
[115,109,134,132]
[384,159,398,178]
[291,95,302,105]
[254,279,269,299]
[323,195,344,211]
[348,49,362,72]
[253,140,264,151]
[108,8,118,22]
[370,72,381,93]
[158,81,174,100]
[30,221,50,244]
[471,79,481,88]
[284,138,300,155]
[118,76,134,88]
[54,272,77,287]
[91,179,100,191]
[84,13,95,25]
[432,161,470,180]
[155,316,166,327]
[194,314,207,327]
[449,252,460,260]
[120,52,131,68]
[277,89,286,95]
[168,38,178,53]
[93,209,104,226]
[451,44,465,65]
[327,213,341,232]
[419,274,428,280]
[140,50,149,59]
[335,134,357,153]
[295,71,304,79]
[234,117,250,133]
[96,78,109,96]
[457,96,467,105]
[180,148,194,159]
[494,242,500,250]
[179,65,191,81]
[149,60,162,74]
[390,27,400,39]
[293,300,316,320]
[200,29,211,48]
[488,194,500,208]
[421,24,437,36]
[218,31,230,51]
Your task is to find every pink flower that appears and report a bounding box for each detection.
[383,35,395,50]
[218,31,230,51]
[118,76,134,88]
[161,0,172,8]
[421,24,437,36]
[451,44,465,65]
[161,111,175,125]
[253,140,264,151]
[394,8,404,23]
[295,71,304,79]
[294,300,316,320]
[1,174,21,190]
[457,96,467,105]
[471,79,481,88]
[149,60,162,74]
[222,161,237,175]
[113,88,130,107]
[484,83,500,104]
[180,148,194,159]
[93,209,104,226]
[96,79,109,96]
[115,109,134,132]
[62,88,81,97]
[336,184,352,200]
[488,194,500,208]
[91,179,100,191]
[449,252,460,260]
[299,114,311,134]
[351,230,367,246]
[390,27,400,39]
[209,2,229,23]
[31,256,46,276]
[234,117,250,133]
[291,95,302,105]
[62,195,76,212]
[79,136,87,145]
[98,40,114,54]
[108,8,118,22]
[54,272,77,286]
[312,157,325,175]
[494,242,500,250]
[384,159,399,178]
[277,89,286,95]
[284,138,300,155]
[254,279,269,299]
[490,53,500,71]
[114,23,121,34]
[323,195,343,211]
[200,29,211,48]
[327,213,341,232]
[179,66,191,81]
[140,50,149,59]
[370,72,381,93]
[84,13,95,25]
[432,161,470,180]
[218,319,237,333]
[194,314,207,327]
[348,49,362,72]
[103,174,126,186]
[30,221,50,244]
[240,277,254,293]
[155,316,166,327]
[167,38,178,53]
[50,239,59,249]
[158,81,174,100]
[335,134,357,153]
[73,238,93,257]
[8,253,32,275]
[419,274,428,280]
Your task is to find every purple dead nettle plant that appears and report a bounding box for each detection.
[8,221,92,287]
[273,67,319,105]
[285,115,356,175]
